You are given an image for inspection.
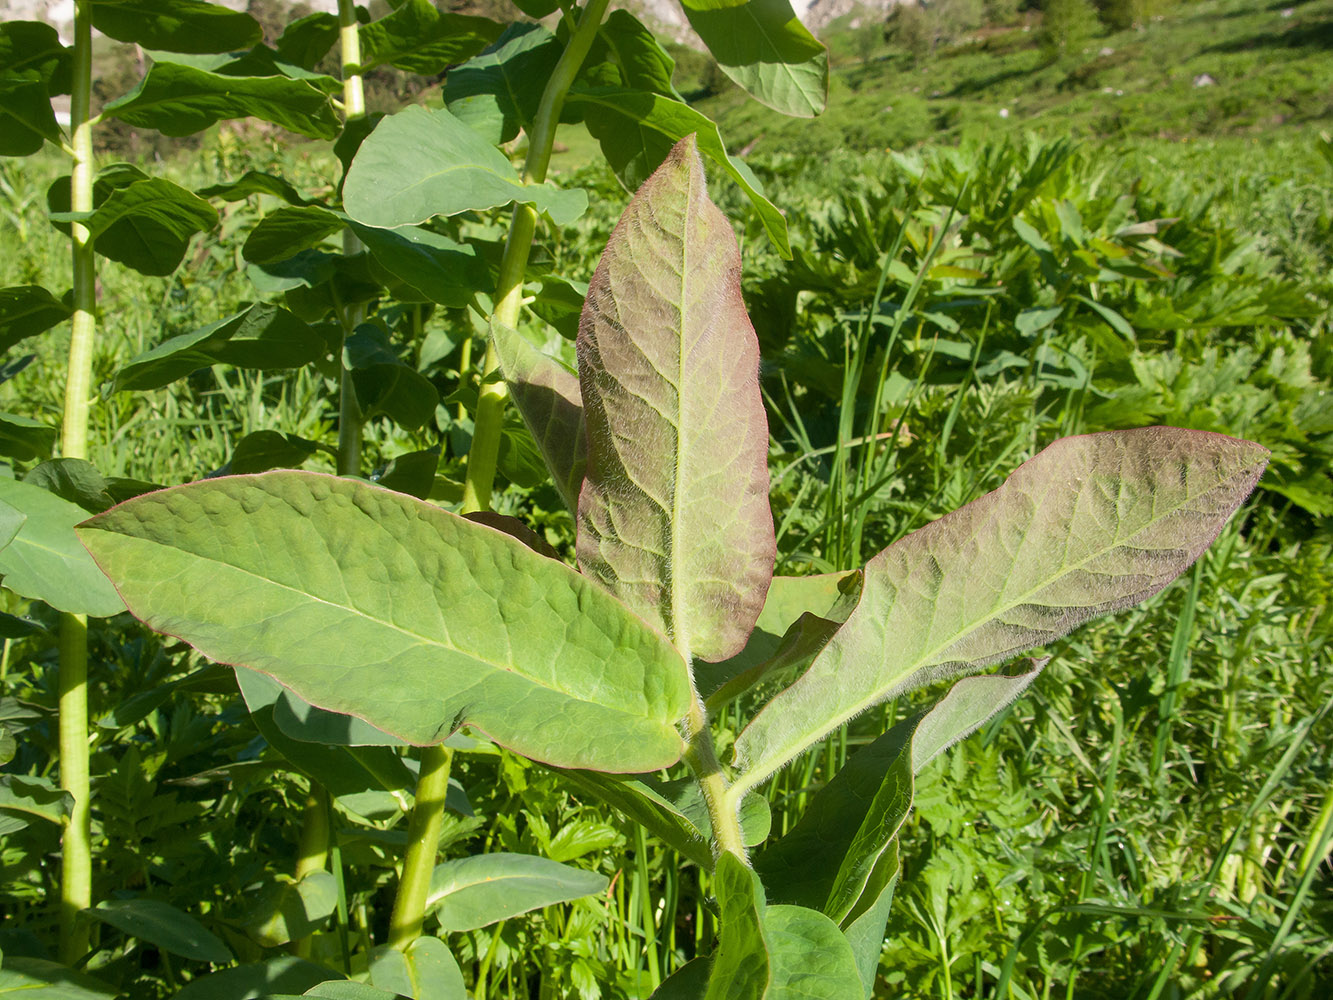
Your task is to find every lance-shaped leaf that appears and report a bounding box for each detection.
[1,285,73,350]
[242,206,345,266]
[90,0,261,54]
[275,11,341,70]
[343,105,586,229]
[426,854,607,932]
[76,472,691,772]
[734,428,1268,792]
[351,222,485,309]
[0,20,70,92]
[576,134,775,663]
[101,62,339,139]
[0,77,62,156]
[358,0,503,74]
[490,321,586,513]
[683,0,828,119]
[197,170,315,207]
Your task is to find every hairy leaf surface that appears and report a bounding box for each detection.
[78,472,690,771]
[576,135,775,663]
[736,428,1268,790]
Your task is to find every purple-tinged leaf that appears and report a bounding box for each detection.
[735,427,1268,791]
[576,134,775,663]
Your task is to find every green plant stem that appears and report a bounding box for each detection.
[57,0,96,967]
[683,696,746,863]
[337,0,365,119]
[460,0,610,514]
[291,785,331,959]
[386,744,454,950]
[335,0,365,476]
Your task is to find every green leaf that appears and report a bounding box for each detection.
[77,472,691,771]
[173,958,340,1000]
[734,428,1269,792]
[0,478,125,617]
[764,905,864,999]
[102,61,339,139]
[490,321,586,513]
[25,458,120,513]
[0,774,73,824]
[705,853,769,1000]
[596,10,682,99]
[243,206,345,265]
[0,499,24,551]
[0,77,62,156]
[275,12,341,70]
[291,986,408,1000]
[269,683,407,748]
[351,222,485,309]
[345,326,439,430]
[342,105,586,229]
[50,175,218,276]
[369,937,466,1000]
[840,844,898,999]
[0,959,117,999]
[649,959,711,999]
[442,23,560,145]
[0,286,72,351]
[427,854,607,932]
[113,303,326,392]
[683,0,827,118]
[197,170,316,206]
[246,870,339,947]
[90,898,233,963]
[358,0,503,74]
[510,0,559,15]
[577,135,775,663]
[228,430,319,474]
[0,20,70,92]
[1073,293,1136,340]
[529,274,588,341]
[567,88,790,257]
[0,412,57,463]
[90,0,261,54]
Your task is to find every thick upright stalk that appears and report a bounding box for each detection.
[57,0,96,966]
[336,0,365,475]
[291,786,331,959]
[336,0,365,120]
[386,744,454,949]
[460,0,611,514]
[681,680,746,862]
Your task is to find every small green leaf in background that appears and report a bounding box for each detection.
[426,853,607,932]
[358,0,503,74]
[242,206,345,266]
[442,23,560,145]
[0,413,57,463]
[245,871,339,948]
[343,105,586,228]
[23,458,116,514]
[351,222,485,309]
[89,898,233,963]
[0,286,72,351]
[0,773,73,825]
[102,61,339,139]
[648,958,711,1000]
[0,958,117,998]
[197,170,316,206]
[0,477,125,617]
[227,430,320,474]
[274,11,342,70]
[345,326,439,429]
[90,0,261,54]
[173,957,340,1000]
[369,936,466,1000]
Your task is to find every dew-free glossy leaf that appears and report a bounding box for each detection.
[102,62,339,139]
[705,853,768,1000]
[765,905,864,999]
[369,937,465,1000]
[0,412,56,463]
[243,206,344,266]
[358,0,503,74]
[77,472,690,771]
[275,12,341,70]
[683,0,827,118]
[490,321,586,513]
[576,134,775,663]
[90,898,233,963]
[351,222,485,308]
[91,0,261,53]
[173,958,339,1000]
[568,88,790,257]
[246,870,339,947]
[426,853,607,932]
[342,106,585,229]
[0,774,72,824]
[198,171,315,206]
[442,23,560,145]
[0,286,72,351]
[0,478,125,617]
[735,428,1269,791]
[0,959,116,999]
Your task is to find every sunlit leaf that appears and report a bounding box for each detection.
[358,0,503,74]
[426,854,607,932]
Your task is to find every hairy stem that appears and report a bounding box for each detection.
[683,695,747,863]
[460,0,610,514]
[57,0,96,966]
[386,744,454,950]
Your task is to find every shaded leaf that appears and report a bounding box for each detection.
[0,959,116,998]
[0,77,61,156]
[649,959,711,1000]
[0,285,72,351]
[704,853,768,1000]
[0,773,73,824]
[427,853,607,932]
[735,428,1269,792]
[442,23,560,145]
[0,20,70,92]
[0,412,57,463]
[345,326,439,430]
[529,274,588,341]
[243,206,344,265]
[246,871,338,947]
[90,0,261,54]
[369,937,466,1000]
[351,222,485,308]
[227,430,320,475]
[275,12,341,70]
[358,0,503,74]
[173,958,339,1000]
[198,170,316,206]
[577,135,774,662]
[25,457,118,513]
[77,472,691,771]
[90,898,233,963]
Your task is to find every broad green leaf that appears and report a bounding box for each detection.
[0,959,116,999]
[246,870,339,947]
[765,905,864,999]
[113,303,326,392]
[90,898,232,963]
[576,135,775,663]
[840,843,898,999]
[369,937,466,1000]
[269,683,407,748]
[511,0,559,15]
[102,62,339,139]
[0,77,62,155]
[0,478,125,617]
[0,500,24,552]
[173,958,339,1000]
[243,206,344,265]
[0,412,56,463]
[530,274,588,340]
[228,430,319,474]
[442,23,560,145]
[26,458,154,514]
[683,0,827,118]
[50,176,217,276]
[567,88,790,257]
[735,427,1269,792]
[704,853,769,1000]
[351,222,485,308]
[910,660,1047,772]
[358,0,503,74]
[490,321,586,513]
[292,984,409,1000]
[649,959,711,999]
[198,171,315,206]
[0,21,70,92]
[77,472,691,771]
[0,286,72,351]
[596,10,682,99]
[345,326,438,429]
[0,774,72,824]
[91,0,261,54]
[275,12,341,70]
[426,853,607,932]
[342,105,586,229]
